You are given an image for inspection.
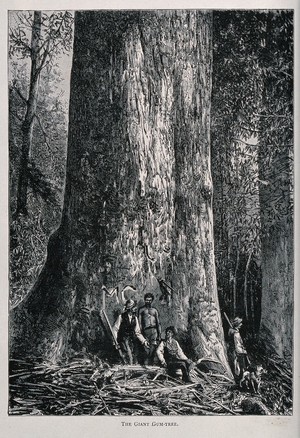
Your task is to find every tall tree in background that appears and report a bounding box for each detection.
[9,11,73,307]
[211,11,264,335]
[258,11,293,358]
[12,10,231,374]
[9,63,70,307]
[9,11,73,217]
[211,10,293,358]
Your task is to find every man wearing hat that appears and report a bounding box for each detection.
[112,299,149,365]
[156,326,194,382]
[228,317,249,382]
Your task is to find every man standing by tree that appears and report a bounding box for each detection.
[138,293,161,365]
[228,317,249,383]
[112,299,149,365]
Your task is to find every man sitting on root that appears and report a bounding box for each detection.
[156,326,194,383]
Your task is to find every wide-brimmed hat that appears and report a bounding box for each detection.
[125,299,135,310]
[232,317,243,327]
[165,326,176,335]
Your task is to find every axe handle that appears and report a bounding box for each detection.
[224,312,233,328]
[100,310,126,363]
[102,289,106,310]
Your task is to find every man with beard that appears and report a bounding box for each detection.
[138,293,162,365]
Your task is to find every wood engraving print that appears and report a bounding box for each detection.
[8,9,293,416]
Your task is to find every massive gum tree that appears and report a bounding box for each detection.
[11,10,231,374]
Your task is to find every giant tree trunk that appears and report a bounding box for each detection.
[11,11,231,374]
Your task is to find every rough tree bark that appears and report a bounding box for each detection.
[11,11,231,374]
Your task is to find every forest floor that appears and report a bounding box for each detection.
[8,351,292,416]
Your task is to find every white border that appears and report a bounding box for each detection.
[1,1,299,437]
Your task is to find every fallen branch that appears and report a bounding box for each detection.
[206,373,234,383]
[197,392,239,415]
[150,382,201,394]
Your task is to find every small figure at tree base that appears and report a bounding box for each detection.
[228,317,250,384]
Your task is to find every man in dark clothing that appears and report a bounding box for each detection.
[157,326,194,382]
[112,299,149,365]
[138,293,161,365]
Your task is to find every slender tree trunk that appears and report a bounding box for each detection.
[232,240,240,316]
[16,11,41,216]
[250,282,255,337]
[243,249,252,319]
[11,11,231,375]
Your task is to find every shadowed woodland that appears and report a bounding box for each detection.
[9,10,293,415]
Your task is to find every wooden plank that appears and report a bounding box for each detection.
[99,309,126,363]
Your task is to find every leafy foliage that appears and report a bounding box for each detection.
[27,160,62,207]
[9,12,73,306]
[10,214,48,308]
[211,10,293,334]
[257,11,293,235]
[9,11,73,67]
[212,11,263,327]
